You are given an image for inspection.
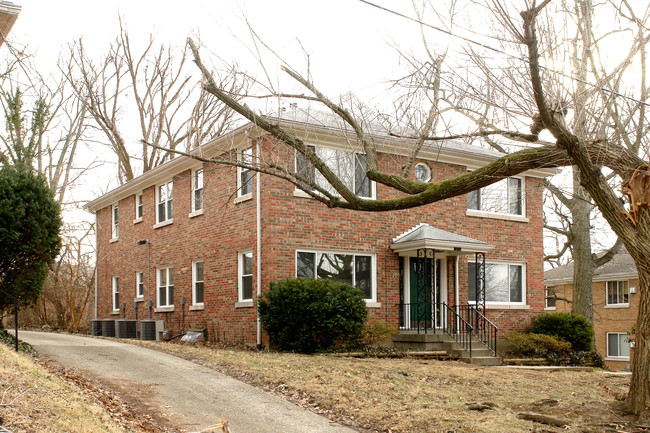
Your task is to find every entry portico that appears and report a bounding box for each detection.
[391,224,497,356]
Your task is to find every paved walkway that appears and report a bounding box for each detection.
[17,331,356,433]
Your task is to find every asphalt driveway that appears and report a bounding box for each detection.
[17,331,356,433]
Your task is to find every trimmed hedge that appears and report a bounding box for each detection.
[258,278,368,353]
[529,312,594,352]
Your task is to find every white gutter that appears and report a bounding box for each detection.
[455,256,460,330]
[256,139,262,348]
[94,213,98,319]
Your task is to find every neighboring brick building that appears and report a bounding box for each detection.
[86,117,554,351]
[0,1,20,47]
[544,250,637,370]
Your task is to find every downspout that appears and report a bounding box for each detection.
[94,212,98,319]
[256,139,262,348]
[455,255,460,331]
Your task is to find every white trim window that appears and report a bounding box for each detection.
[238,148,253,197]
[112,276,120,311]
[135,271,144,299]
[157,267,174,307]
[545,286,556,309]
[296,145,374,199]
[468,261,526,305]
[606,280,629,306]
[192,261,204,306]
[468,177,524,216]
[111,204,119,239]
[238,252,253,301]
[296,250,376,301]
[192,168,204,212]
[607,332,631,359]
[135,193,143,220]
[157,181,174,223]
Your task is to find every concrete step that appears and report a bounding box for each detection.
[464,356,502,366]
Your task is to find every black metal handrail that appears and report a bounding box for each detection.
[397,302,474,356]
[458,305,498,356]
[440,303,473,357]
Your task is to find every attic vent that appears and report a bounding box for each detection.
[140,319,164,341]
[101,319,116,337]
[115,319,137,339]
[91,319,103,336]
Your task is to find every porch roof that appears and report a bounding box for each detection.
[390,223,494,256]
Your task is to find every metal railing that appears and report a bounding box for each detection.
[458,305,498,356]
[398,302,474,357]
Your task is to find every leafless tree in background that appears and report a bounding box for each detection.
[65,21,247,184]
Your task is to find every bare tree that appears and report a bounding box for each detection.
[65,22,246,184]
[31,223,95,333]
[0,62,89,204]
[178,0,650,417]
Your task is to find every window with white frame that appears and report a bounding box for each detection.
[192,168,204,212]
[607,280,629,305]
[157,267,174,307]
[238,252,253,301]
[545,286,556,309]
[135,194,143,220]
[112,276,120,311]
[238,148,253,197]
[296,250,375,301]
[467,177,523,216]
[135,271,144,299]
[468,261,525,304]
[193,261,204,305]
[607,332,630,359]
[296,145,373,198]
[157,181,173,223]
[111,204,119,238]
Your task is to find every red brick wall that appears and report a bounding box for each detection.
[95,135,547,344]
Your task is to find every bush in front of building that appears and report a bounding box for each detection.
[258,278,368,353]
[529,312,594,352]
[505,331,572,358]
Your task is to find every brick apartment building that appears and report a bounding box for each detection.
[86,116,554,351]
[545,249,638,370]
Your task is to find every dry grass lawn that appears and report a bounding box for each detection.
[0,344,125,433]
[131,340,635,433]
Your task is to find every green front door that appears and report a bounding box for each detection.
[409,257,442,328]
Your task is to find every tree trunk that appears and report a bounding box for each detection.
[570,172,595,323]
[627,243,650,420]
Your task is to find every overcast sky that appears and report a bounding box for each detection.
[9,0,422,98]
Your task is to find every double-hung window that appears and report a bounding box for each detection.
[135,194,143,221]
[238,252,253,301]
[468,261,525,305]
[545,286,556,309]
[606,280,629,306]
[111,204,119,239]
[296,250,375,301]
[296,145,373,198]
[192,169,204,213]
[238,148,253,197]
[112,276,120,311]
[135,271,144,299]
[157,181,173,224]
[157,267,174,308]
[193,261,204,305]
[607,332,630,359]
[468,177,523,216]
